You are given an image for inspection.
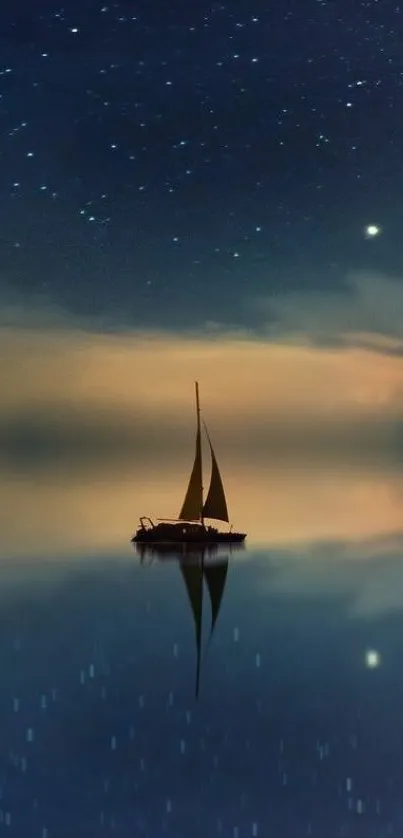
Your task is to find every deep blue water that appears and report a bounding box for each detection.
[0,545,402,837]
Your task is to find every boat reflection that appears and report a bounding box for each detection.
[135,543,244,698]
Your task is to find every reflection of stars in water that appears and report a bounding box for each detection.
[365,649,381,668]
[364,224,381,238]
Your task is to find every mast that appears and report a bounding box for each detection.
[195,381,204,528]
[178,382,204,522]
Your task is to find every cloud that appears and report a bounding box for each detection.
[0,405,196,474]
[3,316,403,417]
[0,288,97,332]
[2,311,403,476]
[3,274,403,477]
[0,284,250,337]
[4,268,403,353]
[255,270,403,354]
[2,409,403,476]
[3,280,403,575]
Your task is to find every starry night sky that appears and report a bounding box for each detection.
[4,5,403,835]
[2,0,403,329]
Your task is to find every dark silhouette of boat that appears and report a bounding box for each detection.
[137,543,234,698]
[131,382,246,546]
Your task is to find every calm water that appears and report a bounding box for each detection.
[0,539,402,837]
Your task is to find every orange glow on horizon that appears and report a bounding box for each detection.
[2,325,403,560]
[2,463,403,559]
[2,326,403,424]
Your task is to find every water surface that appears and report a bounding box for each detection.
[0,526,402,836]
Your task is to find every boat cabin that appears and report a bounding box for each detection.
[134,518,218,542]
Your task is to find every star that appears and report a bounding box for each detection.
[364,224,382,238]
[365,649,381,668]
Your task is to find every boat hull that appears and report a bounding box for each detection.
[132,531,246,545]
[131,519,246,545]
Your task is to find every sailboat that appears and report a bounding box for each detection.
[131,382,246,545]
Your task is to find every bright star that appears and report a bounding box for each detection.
[365,224,381,238]
[365,649,381,668]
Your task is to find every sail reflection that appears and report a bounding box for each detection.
[135,543,244,698]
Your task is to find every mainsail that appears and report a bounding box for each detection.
[202,425,229,523]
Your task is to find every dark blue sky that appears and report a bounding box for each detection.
[1,0,402,328]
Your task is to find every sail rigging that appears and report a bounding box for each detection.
[179,383,229,524]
